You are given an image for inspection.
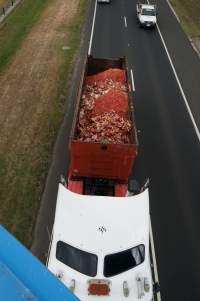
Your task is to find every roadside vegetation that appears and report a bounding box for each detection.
[170,0,200,37]
[0,0,50,72]
[0,0,88,247]
[0,0,8,6]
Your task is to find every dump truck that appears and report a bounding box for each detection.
[47,56,157,300]
[68,56,138,190]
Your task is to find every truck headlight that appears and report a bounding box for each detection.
[144,277,150,292]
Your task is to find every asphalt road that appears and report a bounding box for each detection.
[32,0,200,300]
[91,0,200,300]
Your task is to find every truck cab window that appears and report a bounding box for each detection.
[56,241,98,277]
[104,245,145,277]
[142,9,155,16]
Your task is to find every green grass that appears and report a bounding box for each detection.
[170,0,200,36]
[0,0,51,73]
[0,150,50,245]
[0,0,88,247]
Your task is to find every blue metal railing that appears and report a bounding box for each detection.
[0,226,80,301]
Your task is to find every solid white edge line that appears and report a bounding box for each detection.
[156,24,200,142]
[147,0,180,23]
[165,0,180,23]
[130,69,135,91]
[150,217,162,301]
[124,16,127,27]
[165,0,200,58]
[88,0,97,55]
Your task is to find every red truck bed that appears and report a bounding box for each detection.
[69,56,138,182]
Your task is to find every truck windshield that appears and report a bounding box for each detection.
[104,245,145,277]
[56,241,98,277]
[142,8,155,16]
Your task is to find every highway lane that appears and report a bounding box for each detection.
[157,0,200,129]
[91,0,200,300]
[91,0,126,57]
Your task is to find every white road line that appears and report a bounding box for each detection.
[150,217,162,301]
[165,0,180,23]
[124,16,127,27]
[88,0,97,55]
[130,69,135,91]
[156,24,200,142]
[146,0,200,142]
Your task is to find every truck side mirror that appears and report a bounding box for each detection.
[153,282,160,294]
[128,179,141,195]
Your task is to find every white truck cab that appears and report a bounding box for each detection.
[136,3,157,27]
[47,184,154,300]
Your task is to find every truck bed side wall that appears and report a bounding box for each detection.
[69,56,138,182]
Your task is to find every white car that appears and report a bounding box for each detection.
[136,3,157,27]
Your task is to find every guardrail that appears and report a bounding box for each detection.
[0,0,21,22]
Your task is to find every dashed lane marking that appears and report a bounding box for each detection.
[130,69,135,91]
[124,16,127,27]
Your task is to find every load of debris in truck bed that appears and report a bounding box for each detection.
[76,69,132,144]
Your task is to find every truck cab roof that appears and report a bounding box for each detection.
[48,184,149,255]
[139,4,156,15]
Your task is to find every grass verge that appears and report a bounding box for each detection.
[170,0,200,37]
[0,0,52,73]
[0,0,88,247]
